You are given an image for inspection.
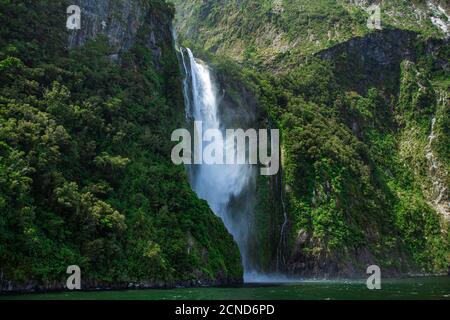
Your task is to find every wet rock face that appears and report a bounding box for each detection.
[317,30,419,94]
[319,29,416,63]
[317,29,449,95]
[67,0,173,68]
[68,0,145,51]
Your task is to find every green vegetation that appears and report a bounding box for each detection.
[239,49,448,274]
[0,0,448,289]
[174,0,450,275]
[173,0,448,68]
[0,0,242,288]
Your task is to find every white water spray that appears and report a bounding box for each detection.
[180,48,259,280]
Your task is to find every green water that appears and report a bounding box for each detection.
[1,277,449,300]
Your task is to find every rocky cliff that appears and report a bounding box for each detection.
[173,0,450,68]
[173,0,450,278]
[0,0,243,293]
[68,0,174,67]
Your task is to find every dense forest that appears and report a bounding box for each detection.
[0,0,449,291]
[174,0,450,275]
[0,0,242,290]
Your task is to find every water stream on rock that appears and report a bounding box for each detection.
[180,48,265,281]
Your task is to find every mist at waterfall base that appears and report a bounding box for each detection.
[180,48,288,283]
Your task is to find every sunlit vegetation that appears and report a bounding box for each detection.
[0,0,242,287]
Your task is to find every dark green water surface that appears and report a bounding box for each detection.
[2,277,449,300]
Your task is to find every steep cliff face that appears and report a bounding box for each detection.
[68,0,146,51]
[316,29,450,220]
[283,33,449,277]
[173,0,449,278]
[68,0,173,68]
[0,0,243,292]
[317,30,419,94]
[173,0,449,68]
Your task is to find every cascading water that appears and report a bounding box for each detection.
[180,48,259,280]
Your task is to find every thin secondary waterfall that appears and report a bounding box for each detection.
[180,48,258,280]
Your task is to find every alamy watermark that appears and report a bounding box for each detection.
[367,4,382,30]
[171,122,280,176]
[66,265,81,290]
[366,265,381,290]
[66,5,81,30]
[273,0,284,14]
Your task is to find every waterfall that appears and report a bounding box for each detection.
[180,48,258,280]
[276,173,288,271]
[425,90,449,220]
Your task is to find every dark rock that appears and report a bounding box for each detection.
[68,0,174,70]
